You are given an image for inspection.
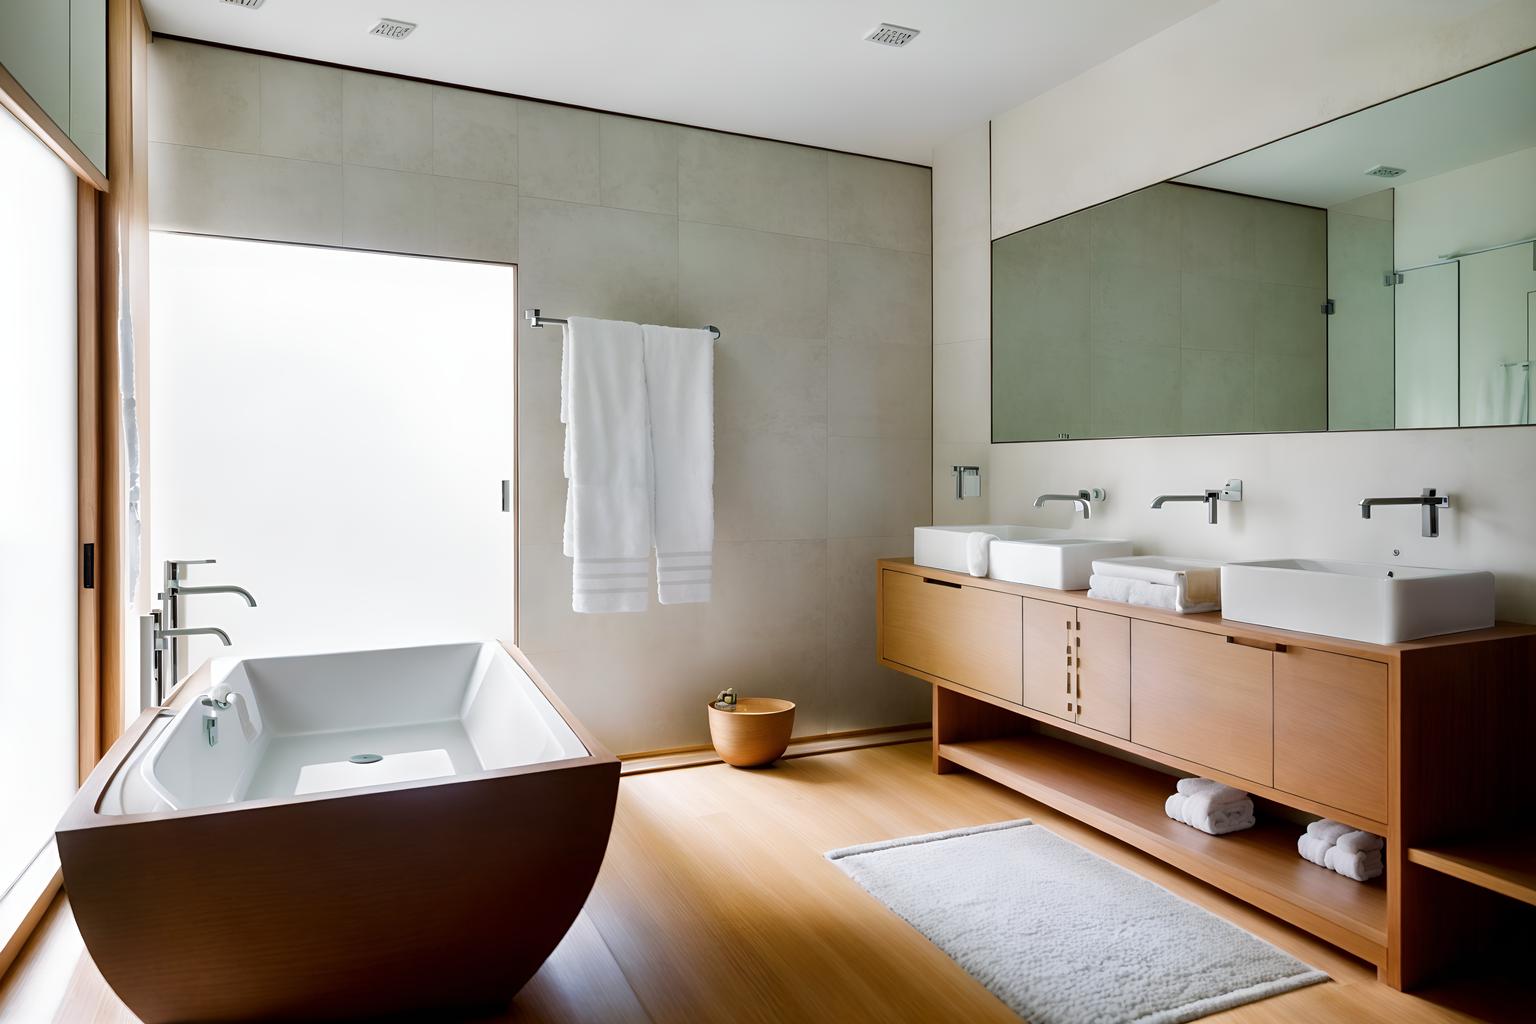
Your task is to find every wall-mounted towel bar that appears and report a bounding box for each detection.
[524,308,721,340]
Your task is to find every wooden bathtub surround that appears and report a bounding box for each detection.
[876,557,1536,990]
[54,643,620,1023]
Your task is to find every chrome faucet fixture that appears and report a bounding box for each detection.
[1151,478,1243,525]
[1360,487,1449,538]
[1033,488,1106,520]
[141,559,257,709]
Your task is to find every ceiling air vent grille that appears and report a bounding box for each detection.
[218,0,266,9]
[865,23,920,47]
[369,18,417,40]
[1365,164,1406,178]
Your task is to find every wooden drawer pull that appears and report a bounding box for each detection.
[921,577,962,589]
[1226,635,1285,653]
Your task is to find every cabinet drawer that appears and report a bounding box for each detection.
[1275,648,1389,822]
[881,570,1022,703]
[1130,621,1274,785]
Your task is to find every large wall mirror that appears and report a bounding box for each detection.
[992,47,1536,441]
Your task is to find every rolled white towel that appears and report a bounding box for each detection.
[1297,832,1333,867]
[1325,844,1384,882]
[1306,819,1353,846]
[1336,829,1384,855]
[965,532,998,577]
[1176,777,1250,807]
[1166,791,1255,835]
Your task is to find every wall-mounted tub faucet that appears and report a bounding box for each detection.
[1151,479,1243,525]
[1033,488,1107,520]
[141,559,257,709]
[1360,487,1449,538]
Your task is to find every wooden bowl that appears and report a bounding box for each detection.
[707,697,796,768]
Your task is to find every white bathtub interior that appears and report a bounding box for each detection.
[101,643,586,814]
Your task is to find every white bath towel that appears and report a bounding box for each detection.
[1305,819,1354,847]
[1325,844,1384,882]
[643,324,715,604]
[965,532,999,577]
[1092,556,1223,611]
[1164,791,1255,836]
[1087,574,1180,612]
[1336,829,1385,855]
[562,317,653,613]
[1297,832,1333,867]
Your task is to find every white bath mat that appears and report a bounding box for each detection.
[827,819,1326,1024]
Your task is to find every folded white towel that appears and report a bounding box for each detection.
[1091,555,1223,612]
[1175,777,1249,806]
[643,324,715,605]
[1165,791,1256,835]
[1297,832,1333,867]
[965,532,998,578]
[1305,819,1354,846]
[563,317,653,613]
[1325,844,1384,882]
[1087,574,1180,612]
[1336,829,1384,855]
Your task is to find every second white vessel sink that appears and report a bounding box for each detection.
[1222,559,1495,644]
[913,524,1063,575]
[990,537,1134,590]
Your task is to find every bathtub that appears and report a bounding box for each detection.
[56,641,619,1023]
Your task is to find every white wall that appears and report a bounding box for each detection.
[932,0,1536,622]
[147,39,933,754]
[1395,145,1536,269]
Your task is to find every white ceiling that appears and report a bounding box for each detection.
[139,0,1215,165]
[1177,48,1536,207]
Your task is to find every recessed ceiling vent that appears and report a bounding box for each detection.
[218,0,266,9]
[865,23,920,47]
[368,18,417,40]
[1365,164,1406,178]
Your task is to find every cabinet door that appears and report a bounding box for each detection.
[1021,597,1074,721]
[1130,621,1274,785]
[1075,609,1130,739]
[1275,647,1389,822]
[881,571,1023,703]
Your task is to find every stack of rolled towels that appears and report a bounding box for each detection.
[1164,777,1255,835]
[1298,819,1384,882]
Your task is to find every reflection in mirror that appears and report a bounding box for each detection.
[992,47,1536,441]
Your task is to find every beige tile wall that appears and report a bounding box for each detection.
[146,38,933,754]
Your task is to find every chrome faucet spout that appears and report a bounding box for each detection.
[1033,490,1094,520]
[158,625,232,646]
[1359,488,1449,537]
[1150,479,1242,525]
[170,583,258,607]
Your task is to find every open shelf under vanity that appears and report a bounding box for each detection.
[939,731,1387,962]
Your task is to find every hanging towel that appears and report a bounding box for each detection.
[965,532,999,577]
[643,324,715,604]
[563,317,653,613]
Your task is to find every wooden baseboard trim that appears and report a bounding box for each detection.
[0,846,63,985]
[620,724,931,776]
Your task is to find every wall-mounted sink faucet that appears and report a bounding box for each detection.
[1360,487,1449,538]
[1033,488,1107,520]
[1151,478,1243,525]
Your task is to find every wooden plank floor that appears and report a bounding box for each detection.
[1,742,1524,1022]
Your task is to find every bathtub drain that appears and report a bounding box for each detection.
[349,753,384,764]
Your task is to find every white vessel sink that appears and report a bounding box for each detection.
[912,525,1131,590]
[990,537,1134,590]
[1222,559,1495,644]
[913,524,1064,575]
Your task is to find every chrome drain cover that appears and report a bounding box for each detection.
[349,753,383,764]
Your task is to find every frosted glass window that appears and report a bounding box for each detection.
[149,236,515,676]
[0,107,79,895]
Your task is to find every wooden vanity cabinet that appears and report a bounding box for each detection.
[1274,647,1389,822]
[1129,620,1274,786]
[875,557,1536,991]
[879,570,1023,703]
